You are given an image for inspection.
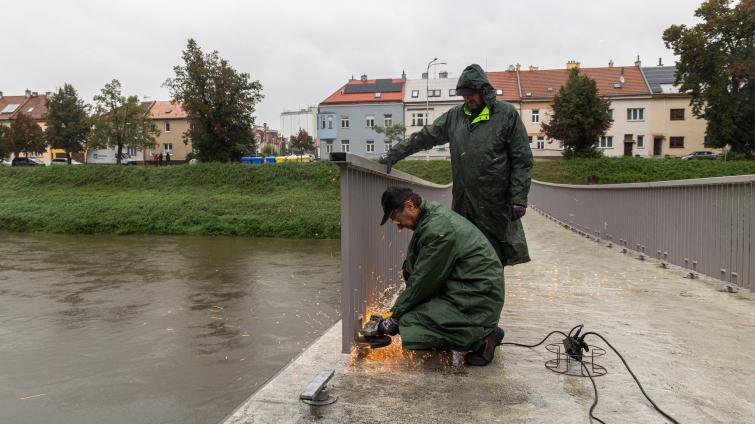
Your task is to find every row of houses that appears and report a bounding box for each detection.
[308,57,707,160]
[0,91,286,163]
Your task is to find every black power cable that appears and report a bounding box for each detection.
[499,325,680,424]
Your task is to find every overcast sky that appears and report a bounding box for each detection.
[3,0,704,128]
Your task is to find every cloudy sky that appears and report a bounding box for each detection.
[4,0,704,128]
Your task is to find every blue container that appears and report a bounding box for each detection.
[240,156,254,165]
[264,156,276,164]
[251,157,263,165]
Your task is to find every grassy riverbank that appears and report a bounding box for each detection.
[0,163,341,238]
[399,157,755,185]
[2,158,753,238]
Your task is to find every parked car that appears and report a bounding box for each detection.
[50,158,83,165]
[681,151,718,160]
[86,149,138,165]
[0,158,12,166]
[11,157,45,166]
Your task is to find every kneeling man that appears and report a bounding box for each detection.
[377,186,505,366]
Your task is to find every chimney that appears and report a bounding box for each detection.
[528,65,539,71]
[608,59,614,68]
[634,55,641,67]
[360,74,367,82]
[515,63,521,71]
[566,60,580,70]
[25,89,31,98]
[438,71,448,79]
[658,57,663,66]
[401,70,407,81]
[421,72,428,79]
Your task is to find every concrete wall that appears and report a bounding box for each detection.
[649,95,708,156]
[318,103,404,159]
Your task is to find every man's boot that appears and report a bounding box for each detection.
[464,326,505,366]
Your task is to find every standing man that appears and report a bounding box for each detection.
[376,187,505,366]
[380,64,533,266]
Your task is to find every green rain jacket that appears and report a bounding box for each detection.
[391,201,504,351]
[387,65,533,266]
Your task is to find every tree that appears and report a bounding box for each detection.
[45,84,90,164]
[261,144,275,156]
[663,0,755,154]
[164,39,264,162]
[541,68,612,158]
[90,79,159,164]
[289,128,314,160]
[372,123,407,147]
[0,125,9,159]
[6,113,46,157]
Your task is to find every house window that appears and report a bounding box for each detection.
[341,140,350,152]
[537,136,545,149]
[608,109,613,119]
[528,136,533,144]
[341,116,349,128]
[558,141,565,150]
[637,135,644,148]
[670,137,684,148]
[627,108,644,121]
[327,116,333,129]
[366,116,375,127]
[366,140,375,152]
[411,90,419,98]
[128,147,137,156]
[165,121,171,132]
[321,116,326,129]
[670,109,685,120]
[428,89,441,97]
[383,114,392,126]
[164,143,173,154]
[325,141,333,153]
[411,112,426,126]
[495,89,503,95]
[449,89,457,97]
[385,142,393,152]
[597,136,613,148]
[531,109,540,123]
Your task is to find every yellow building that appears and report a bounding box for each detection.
[144,101,192,163]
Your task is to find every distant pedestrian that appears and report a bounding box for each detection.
[165,152,171,165]
[153,153,159,166]
[158,153,164,166]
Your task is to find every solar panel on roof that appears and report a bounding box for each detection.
[343,79,402,94]
[1,104,20,114]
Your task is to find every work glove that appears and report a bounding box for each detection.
[377,154,394,174]
[378,317,399,336]
[509,204,527,221]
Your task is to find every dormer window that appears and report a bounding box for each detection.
[374,92,381,98]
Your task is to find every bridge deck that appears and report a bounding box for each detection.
[223,212,755,423]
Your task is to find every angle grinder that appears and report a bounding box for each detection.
[356,315,392,349]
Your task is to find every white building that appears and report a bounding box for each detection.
[280,106,318,140]
[403,73,461,159]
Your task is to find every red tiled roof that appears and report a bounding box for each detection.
[148,101,187,119]
[485,71,520,101]
[518,66,650,99]
[0,94,49,121]
[320,79,405,105]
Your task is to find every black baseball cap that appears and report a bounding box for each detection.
[380,187,414,225]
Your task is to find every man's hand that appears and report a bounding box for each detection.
[378,154,394,174]
[378,317,399,336]
[509,204,527,221]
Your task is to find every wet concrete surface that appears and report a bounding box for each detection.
[223,211,755,424]
[0,233,340,424]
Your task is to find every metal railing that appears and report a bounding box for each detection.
[529,175,755,292]
[330,153,452,353]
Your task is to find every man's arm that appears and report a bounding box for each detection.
[387,112,451,163]
[390,231,456,319]
[505,110,533,207]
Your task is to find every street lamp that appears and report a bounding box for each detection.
[425,57,446,160]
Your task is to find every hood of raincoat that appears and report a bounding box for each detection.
[455,64,497,107]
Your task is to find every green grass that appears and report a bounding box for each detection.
[394,160,452,184]
[532,157,755,184]
[0,162,341,238]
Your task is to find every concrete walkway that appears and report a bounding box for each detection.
[222,212,755,424]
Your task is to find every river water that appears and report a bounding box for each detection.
[0,232,341,424]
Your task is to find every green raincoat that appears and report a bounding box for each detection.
[387,64,533,266]
[391,200,504,351]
